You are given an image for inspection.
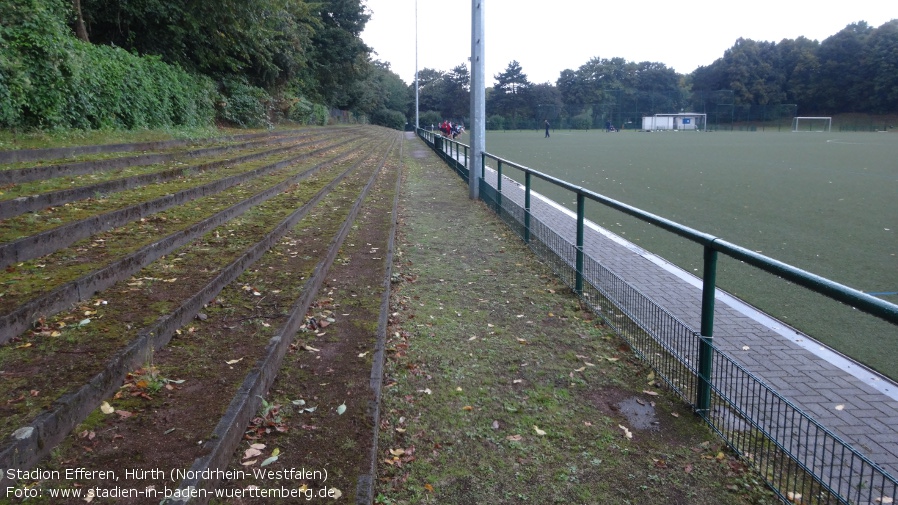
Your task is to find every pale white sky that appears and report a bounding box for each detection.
[360,0,895,86]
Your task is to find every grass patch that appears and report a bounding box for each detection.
[375,139,780,504]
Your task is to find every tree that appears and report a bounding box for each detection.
[81,0,319,88]
[814,22,874,112]
[775,37,820,111]
[71,0,88,42]
[528,83,563,123]
[355,60,411,128]
[863,20,898,113]
[443,63,470,121]
[303,0,372,108]
[414,68,448,119]
[490,60,532,128]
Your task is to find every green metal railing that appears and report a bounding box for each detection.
[418,128,898,505]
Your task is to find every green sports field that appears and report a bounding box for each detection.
[481,129,898,380]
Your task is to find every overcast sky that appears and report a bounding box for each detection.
[360,0,896,86]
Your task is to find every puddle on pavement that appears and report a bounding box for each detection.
[618,397,660,431]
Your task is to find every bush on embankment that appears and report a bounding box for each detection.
[0,0,338,132]
[0,0,217,130]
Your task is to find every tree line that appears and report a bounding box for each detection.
[417,19,898,130]
[1,2,894,132]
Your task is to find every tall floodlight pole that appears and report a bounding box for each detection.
[469,0,485,199]
[414,0,419,129]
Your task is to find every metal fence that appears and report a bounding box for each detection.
[417,128,898,505]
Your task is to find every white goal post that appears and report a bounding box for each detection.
[791,117,832,132]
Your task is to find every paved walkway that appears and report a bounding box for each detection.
[427,138,898,485]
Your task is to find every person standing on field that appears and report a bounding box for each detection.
[544,119,550,138]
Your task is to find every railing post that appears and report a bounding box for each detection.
[496,160,502,216]
[697,245,717,414]
[575,191,585,294]
[524,172,531,244]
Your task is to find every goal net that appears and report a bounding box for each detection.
[791,117,832,132]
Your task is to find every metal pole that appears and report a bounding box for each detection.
[496,160,502,216]
[415,0,419,129]
[575,191,584,294]
[469,0,485,200]
[524,172,531,243]
[697,245,717,414]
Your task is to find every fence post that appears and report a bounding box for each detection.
[496,160,503,216]
[524,172,531,244]
[479,151,486,197]
[575,191,585,294]
[697,245,717,414]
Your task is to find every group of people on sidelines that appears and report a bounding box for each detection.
[438,120,464,139]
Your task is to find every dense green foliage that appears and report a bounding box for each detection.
[0,0,411,131]
[0,0,215,130]
[692,21,898,114]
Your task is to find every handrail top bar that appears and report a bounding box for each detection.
[419,129,898,325]
[714,239,898,322]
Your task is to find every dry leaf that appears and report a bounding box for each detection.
[786,491,803,503]
[225,358,243,365]
[389,448,405,456]
[642,390,659,396]
[462,405,473,411]
[618,424,633,439]
[423,484,434,493]
[506,435,523,441]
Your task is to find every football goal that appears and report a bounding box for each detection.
[791,117,832,132]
